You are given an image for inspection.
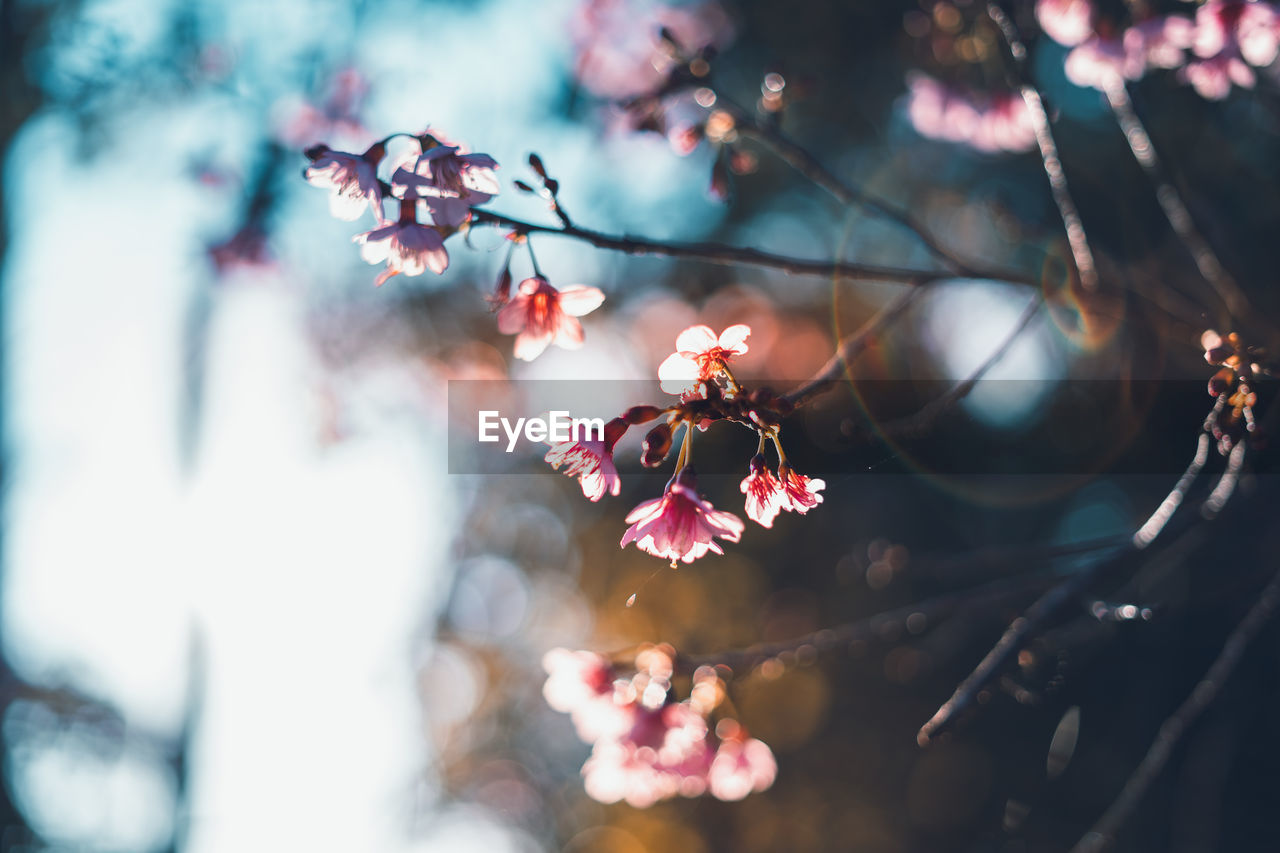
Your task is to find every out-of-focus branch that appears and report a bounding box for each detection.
[784,286,926,407]
[987,2,1099,291]
[1101,80,1252,324]
[676,570,1061,676]
[1071,537,1280,853]
[469,209,1039,288]
[916,432,1224,746]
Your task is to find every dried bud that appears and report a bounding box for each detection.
[1208,367,1234,397]
[489,266,513,310]
[623,405,664,425]
[603,417,629,452]
[642,422,674,467]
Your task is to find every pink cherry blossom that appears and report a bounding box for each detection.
[779,464,825,514]
[1064,36,1128,89]
[391,138,500,228]
[740,455,785,529]
[571,0,734,100]
[496,277,606,362]
[354,204,450,286]
[305,145,384,222]
[706,730,777,802]
[581,701,712,807]
[658,323,750,396]
[1183,52,1257,98]
[620,469,745,564]
[904,74,1035,154]
[1036,0,1095,47]
[1124,16,1196,75]
[545,418,627,501]
[542,648,632,741]
[1195,1,1280,68]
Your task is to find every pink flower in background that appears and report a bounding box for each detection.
[1065,35,1128,89]
[581,702,712,807]
[904,73,1035,154]
[1183,52,1257,98]
[1036,0,1095,47]
[658,323,750,396]
[354,212,450,286]
[1195,1,1280,68]
[571,0,734,99]
[391,139,500,228]
[496,277,606,361]
[1124,16,1196,74]
[740,455,785,528]
[706,725,778,801]
[305,145,384,222]
[620,469,744,563]
[779,464,825,514]
[545,418,627,501]
[542,649,631,741]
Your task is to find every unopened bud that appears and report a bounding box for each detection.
[642,422,673,467]
[528,153,547,178]
[623,405,664,425]
[603,418,629,452]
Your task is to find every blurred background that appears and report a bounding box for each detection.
[2,0,1280,850]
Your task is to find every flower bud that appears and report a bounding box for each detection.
[1208,367,1234,397]
[642,422,673,467]
[603,417,629,452]
[623,405,664,425]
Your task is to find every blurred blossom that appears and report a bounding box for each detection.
[904,73,1035,155]
[1036,0,1094,47]
[273,68,371,149]
[448,556,532,641]
[570,0,734,99]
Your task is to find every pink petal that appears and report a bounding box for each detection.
[513,330,553,361]
[716,324,751,354]
[496,296,530,334]
[556,286,606,317]
[674,324,718,354]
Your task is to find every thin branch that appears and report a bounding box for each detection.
[869,292,1045,441]
[784,286,927,407]
[1071,543,1280,853]
[916,431,1219,745]
[987,2,1099,291]
[1102,80,1251,323]
[676,570,1059,675]
[469,209,1037,287]
[731,112,1022,282]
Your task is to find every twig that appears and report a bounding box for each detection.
[916,431,1219,745]
[1102,80,1251,323]
[1071,536,1280,853]
[987,2,1099,291]
[676,570,1059,675]
[869,292,1044,441]
[731,112,1022,282]
[784,286,926,406]
[470,209,1036,288]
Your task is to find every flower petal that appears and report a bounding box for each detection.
[716,324,751,354]
[674,325,718,355]
[556,286,606,317]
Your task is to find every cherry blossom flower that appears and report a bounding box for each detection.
[542,648,631,741]
[1036,0,1095,47]
[706,723,778,802]
[571,0,734,100]
[779,463,825,514]
[354,201,449,286]
[904,74,1035,154]
[1064,36,1129,89]
[1195,1,1280,68]
[1183,52,1257,98]
[740,454,785,528]
[658,323,750,396]
[305,144,385,222]
[391,137,500,228]
[581,701,712,807]
[620,468,744,564]
[1124,16,1196,75]
[545,418,628,501]
[496,276,606,361]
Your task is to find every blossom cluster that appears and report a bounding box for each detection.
[304,132,606,361]
[904,72,1037,154]
[1039,0,1280,99]
[542,645,776,807]
[543,324,825,566]
[1202,329,1268,453]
